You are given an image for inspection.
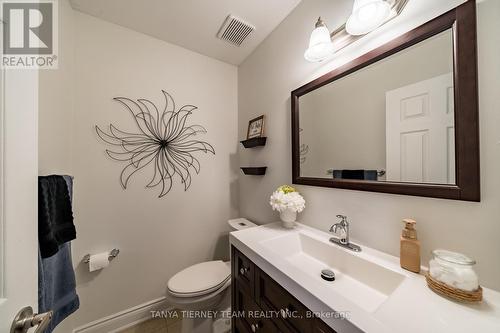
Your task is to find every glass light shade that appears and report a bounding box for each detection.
[304,25,334,62]
[346,0,391,36]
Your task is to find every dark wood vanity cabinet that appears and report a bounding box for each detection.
[232,246,337,333]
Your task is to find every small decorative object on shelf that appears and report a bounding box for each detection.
[246,115,265,139]
[240,167,267,175]
[269,185,305,228]
[426,249,482,302]
[240,137,267,148]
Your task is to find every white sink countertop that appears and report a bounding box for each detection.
[229,222,500,333]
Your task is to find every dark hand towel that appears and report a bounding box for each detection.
[333,169,378,180]
[364,170,378,181]
[38,175,76,258]
[341,170,365,180]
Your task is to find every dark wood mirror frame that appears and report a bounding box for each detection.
[291,0,479,201]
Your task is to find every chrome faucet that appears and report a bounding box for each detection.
[329,215,361,252]
[330,215,350,244]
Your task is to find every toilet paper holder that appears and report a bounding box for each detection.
[83,248,120,264]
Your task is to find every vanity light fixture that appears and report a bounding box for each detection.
[304,0,409,62]
[346,0,391,35]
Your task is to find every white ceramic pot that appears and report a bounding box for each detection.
[280,208,297,228]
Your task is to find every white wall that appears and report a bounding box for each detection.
[39,2,238,331]
[238,0,500,290]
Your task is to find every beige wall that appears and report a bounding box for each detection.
[39,1,238,330]
[39,0,75,175]
[238,0,500,290]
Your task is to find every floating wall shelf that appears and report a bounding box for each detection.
[240,137,267,148]
[240,167,267,176]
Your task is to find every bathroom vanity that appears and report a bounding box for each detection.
[232,246,336,333]
[230,223,500,333]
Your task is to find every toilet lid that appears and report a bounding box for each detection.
[167,261,230,297]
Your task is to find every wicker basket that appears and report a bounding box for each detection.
[425,273,482,303]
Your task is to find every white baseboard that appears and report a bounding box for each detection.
[73,297,171,333]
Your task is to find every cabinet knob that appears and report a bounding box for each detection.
[239,267,249,275]
[280,306,293,319]
[251,322,261,332]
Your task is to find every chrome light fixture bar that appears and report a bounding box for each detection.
[304,0,409,62]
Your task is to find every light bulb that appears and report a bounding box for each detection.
[304,18,334,62]
[346,0,391,36]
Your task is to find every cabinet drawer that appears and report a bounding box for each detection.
[255,269,312,333]
[313,317,337,333]
[233,246,255,296]
[234,318,252,333]
[234,280,280,333]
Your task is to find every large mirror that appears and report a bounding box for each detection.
[292,1,480,201]
[300,29,455,184]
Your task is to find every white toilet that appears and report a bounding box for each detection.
[166,218,257,333]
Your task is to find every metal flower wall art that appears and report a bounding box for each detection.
[95,90,215,198]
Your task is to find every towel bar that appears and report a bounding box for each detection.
[83,248,120,264]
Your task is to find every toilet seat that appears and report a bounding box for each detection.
[167,261,231,298]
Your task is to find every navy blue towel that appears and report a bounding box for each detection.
[38,175,79,332]
[333,170,378,180]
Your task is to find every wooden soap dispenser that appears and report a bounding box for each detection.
[400,218,421,273]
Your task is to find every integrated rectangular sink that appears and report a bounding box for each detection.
[260,232,406,313]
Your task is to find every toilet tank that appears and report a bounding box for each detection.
[228,218,257,231]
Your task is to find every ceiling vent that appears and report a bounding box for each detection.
[217,15,255,47]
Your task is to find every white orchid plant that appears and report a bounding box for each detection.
[269,185,305,213]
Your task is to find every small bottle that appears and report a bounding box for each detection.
[400,218,421,273]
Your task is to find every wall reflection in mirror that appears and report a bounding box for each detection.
[299,29,455,185]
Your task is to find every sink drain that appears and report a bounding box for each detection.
[321,269,335,281]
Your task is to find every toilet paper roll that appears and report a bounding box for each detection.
[89,252,110,272]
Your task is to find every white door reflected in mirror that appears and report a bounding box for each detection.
[386,73,455,184]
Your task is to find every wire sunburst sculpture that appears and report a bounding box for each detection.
[95,90,215,198]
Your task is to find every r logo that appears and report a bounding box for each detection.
[2,2,53,54]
